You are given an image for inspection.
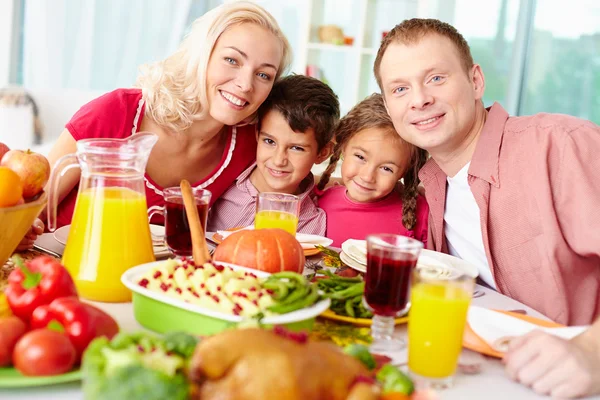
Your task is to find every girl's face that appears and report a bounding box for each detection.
[206,23,283,126]
[341,127,409,203]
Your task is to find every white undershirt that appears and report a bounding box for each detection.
[444,163,497,289]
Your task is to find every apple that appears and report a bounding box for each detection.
[0,150,51,198]
[0,142,9,162]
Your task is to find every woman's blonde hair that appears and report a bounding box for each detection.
[136,1,292,132]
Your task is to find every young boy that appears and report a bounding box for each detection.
[207,75,340,235]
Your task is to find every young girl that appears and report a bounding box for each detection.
[316,94,429,248]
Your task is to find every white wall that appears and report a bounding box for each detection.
[0,0,15,86]
[26,88,106,154]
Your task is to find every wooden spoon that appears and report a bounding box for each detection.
[180,179,211,265]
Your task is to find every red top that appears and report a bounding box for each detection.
[56,88,257,228]
[317,185,429,248]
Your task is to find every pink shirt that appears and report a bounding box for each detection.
[421,103,600,325]
[58,88,257,228]
[207,163,326,236]
[318,185,429,248]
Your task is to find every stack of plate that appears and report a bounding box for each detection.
[340,239,367,272]
[339,239,479,279]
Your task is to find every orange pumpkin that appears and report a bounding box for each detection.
[213,229,305,273]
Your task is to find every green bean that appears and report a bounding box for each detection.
[277,284,309,305]
[267,271,307,286]
[268,285,319,314]
[345,299,356,318]
[262,280,289,300]
[328,282,365,300]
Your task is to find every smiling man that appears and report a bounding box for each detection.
[374,18,600,327]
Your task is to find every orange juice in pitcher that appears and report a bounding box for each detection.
[62,187,154,302]
[47,133,158,302]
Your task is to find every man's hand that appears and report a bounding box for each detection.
[503,329,600,398]
[15,218,44,251]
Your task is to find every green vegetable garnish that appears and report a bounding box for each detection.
[343,344,376,370]
[376,364,415,395]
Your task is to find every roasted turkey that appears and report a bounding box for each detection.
[188,328,380,400]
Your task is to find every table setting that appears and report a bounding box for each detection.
[0,153,597,399]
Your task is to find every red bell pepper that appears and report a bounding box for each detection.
[5,255,78,322]
[30,297,119,360]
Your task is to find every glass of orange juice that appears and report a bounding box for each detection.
[408,267,475,389]
[254,192,299,236]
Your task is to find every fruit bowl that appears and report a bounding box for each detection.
[0,192,47,266]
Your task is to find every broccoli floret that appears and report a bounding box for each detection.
[376,364,415,395]
[82,332,196,400]
[86,364,189,400]
[163,331,199,359]
[343,344,376,370]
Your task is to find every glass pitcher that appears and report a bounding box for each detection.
[47,133,158,302]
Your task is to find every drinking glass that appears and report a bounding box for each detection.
[363,234,423,352]
[254,192,300,236]
[148,187,212,256]
[408,268,475,389]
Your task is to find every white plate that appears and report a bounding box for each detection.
[121,260,331,324]
[338,248,480,279]
[340,251,366,273]
[53,225,70,245]
[54,224,169,255]
[341,239,367,265]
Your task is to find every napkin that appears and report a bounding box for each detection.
[216,227,333,249]
[467,306,589,353]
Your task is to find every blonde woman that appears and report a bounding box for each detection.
[18,1,291,248]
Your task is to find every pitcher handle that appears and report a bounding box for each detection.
[47,153,80,232]
[147,205,165,245]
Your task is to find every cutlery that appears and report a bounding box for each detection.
[32,244,62,259]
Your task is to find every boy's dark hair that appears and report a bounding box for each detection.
[258,74,340,151]
[317,93,428,230]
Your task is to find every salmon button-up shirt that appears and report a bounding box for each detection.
[420,103,600,325]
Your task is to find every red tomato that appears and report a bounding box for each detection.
[0,317,27,366]
[13,329,76,376]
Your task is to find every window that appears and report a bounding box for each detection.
[520,0,600,124]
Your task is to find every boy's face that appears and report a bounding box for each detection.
[252,109,330,194]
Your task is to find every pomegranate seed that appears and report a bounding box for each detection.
[200,283,206,289]
[187,273,193,278]
[192,291,200,298]
[138,278,149,288]
[209,273,216,278]
[153,271,162,279]
[252,300,258,306]
[160,283,168,292]
[266,289,274,295]
[214,264,224,272]
[212,295,220,303]
[175,288,182,294]
[168,274,174,279]
[205,291,211,296]
[233,308,240,315]
[249,287,257,292]
[217,286,222,291]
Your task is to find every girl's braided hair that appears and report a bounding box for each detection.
[317,93,428,230]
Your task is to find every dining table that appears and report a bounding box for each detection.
[2,234,598,400]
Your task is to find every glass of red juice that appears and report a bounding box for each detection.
[148,187,211,257]
[364,234,423,352]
